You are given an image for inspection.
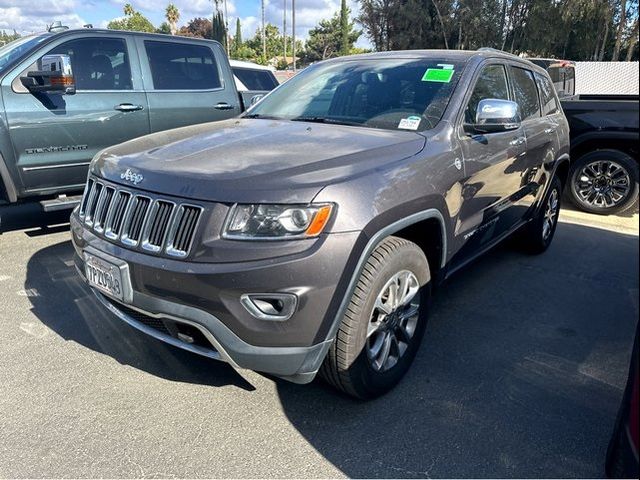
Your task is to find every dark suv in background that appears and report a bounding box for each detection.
[71,49,570,399]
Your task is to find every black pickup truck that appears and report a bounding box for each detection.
[531,59,639,215]
[561,95,639,215]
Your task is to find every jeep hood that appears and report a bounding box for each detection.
[91,118,426,204]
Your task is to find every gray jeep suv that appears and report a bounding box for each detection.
[70,49,570,399]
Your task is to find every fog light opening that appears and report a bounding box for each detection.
[240,293,297,321]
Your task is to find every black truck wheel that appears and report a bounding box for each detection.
[568,149,639,215]
[319,236,430,400]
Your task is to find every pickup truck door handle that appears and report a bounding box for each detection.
[214,102,235,110]
[509,137,526,146]
[114,103,144,112]
[544,127,556,134]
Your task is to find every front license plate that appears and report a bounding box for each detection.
[84,253,125,301]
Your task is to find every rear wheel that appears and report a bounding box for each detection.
[319,236,431,399]
[568,150,638,215]
[517,175,562,254]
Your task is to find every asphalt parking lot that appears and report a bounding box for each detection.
[0,204,638,478]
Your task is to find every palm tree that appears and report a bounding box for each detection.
[165,3,180,36]
[123,3,135,16]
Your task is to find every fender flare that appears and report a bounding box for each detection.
[316,208,447,357]
[0,151,18,203]
[570,131,639,151]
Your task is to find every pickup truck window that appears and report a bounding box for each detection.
[232,67,278,91]
[48,37,132,90]
[465,64,510,123]
[144,41,221,91]
[510,66,541,120]
[534,72,560,116]
[246,58,465,131]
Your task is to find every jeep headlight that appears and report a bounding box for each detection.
[223,204,333,240]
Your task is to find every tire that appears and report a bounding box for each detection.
[319,236,431,400]
[517,175,562,255]
[568,149,639,215]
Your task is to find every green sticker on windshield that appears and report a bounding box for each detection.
[422,68,454,83]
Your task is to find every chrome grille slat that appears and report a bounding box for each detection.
[105,191,131,239]
[78,178,202,257]
[85,182,103,226]
[79,179,94,217]
[94,186,115,233]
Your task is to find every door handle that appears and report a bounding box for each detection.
[509,137,526,146]
[544,127,556,134]
[214,102,235,110]
[114,103,144,112]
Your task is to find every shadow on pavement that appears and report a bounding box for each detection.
[25,239,254,391]
[22,216,639,477]
[276,221,639,478]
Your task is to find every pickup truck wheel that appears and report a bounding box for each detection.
[518,175,562,255]
[568,150,639,215]
[319,236,430,400]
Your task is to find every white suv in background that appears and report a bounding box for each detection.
[229,60,279,107]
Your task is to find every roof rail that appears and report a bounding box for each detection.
[477,47,519,58]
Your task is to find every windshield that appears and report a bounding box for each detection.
[0,34,52,73]
[246,58,465,131]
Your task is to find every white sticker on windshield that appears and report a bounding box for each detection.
[437,63,455,70]
[398,116,421,130]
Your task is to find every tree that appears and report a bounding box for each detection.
[304,11,361,62]
[232,18,243,56]
[108,4,155,33]
[626,16,639,60]
[340,0,350,55]
[156,22,172,34]
[178,17,213,38]
[165,3,180,35]
[212,11,227,49]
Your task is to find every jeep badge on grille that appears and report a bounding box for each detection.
[120,168,144,185]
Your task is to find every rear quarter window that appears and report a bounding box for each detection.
[145,41,221,90]
[535,72,560,115]
[509,66,541,121]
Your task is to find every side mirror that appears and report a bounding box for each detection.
[468,99,520,133]
[20,54,76,95]
[249,94,264,106]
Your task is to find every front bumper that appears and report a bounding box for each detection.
[70,211,362,383]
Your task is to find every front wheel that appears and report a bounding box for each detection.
[319,236,431,399]
[568,150,638,215]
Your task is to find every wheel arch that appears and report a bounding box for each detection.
[570,133,639,165]
[324,208,447,344]
[0,150,18,203]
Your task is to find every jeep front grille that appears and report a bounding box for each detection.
[80,178,202,257]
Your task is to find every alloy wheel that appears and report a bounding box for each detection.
[543,188,559,241]
[576,160,631,209]
[366,270,421,372]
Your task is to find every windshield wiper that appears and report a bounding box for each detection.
[290,116,364,127]
[242,113,283,120]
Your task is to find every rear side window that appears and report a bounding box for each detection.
[232,67,278,91]
[145,41,221,90]
[48,37,132,90]
[509,67,541,121]
[465,64,510,123]
[535,72,560,115]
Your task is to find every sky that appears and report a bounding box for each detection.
[0,0,369,47]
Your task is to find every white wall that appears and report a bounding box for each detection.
[575,62,639,95]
